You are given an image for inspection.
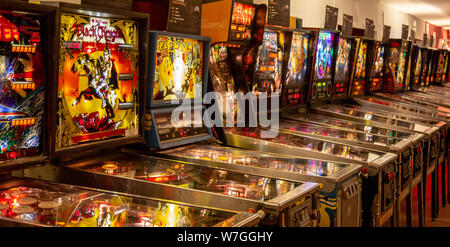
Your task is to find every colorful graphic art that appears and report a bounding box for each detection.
[57,14,140,148]
[443,53,448,82]
[254,30,284,93]
[373,44,385,78]
[354,41,367,78]
[153,36,204,102]
[335,38,351,81]
[397,50,407,85]
[314,31,334,80]
[414,50,422,76]
[435,52,446,81]
[384,42,405,91]
[285,32,308,87]
[0,11,44,160]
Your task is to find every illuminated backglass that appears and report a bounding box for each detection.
[57,13,140,148]
[152,36,204,103]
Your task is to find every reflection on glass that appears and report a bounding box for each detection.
[321,105,415,129]
[278,120,398,145]
[81,156,298,201]
[290,114,413,139]
[161,144,346,177]
[227,127,383,163]
[0,182,234,227]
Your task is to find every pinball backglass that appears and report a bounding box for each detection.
[435,51,446,84]
[0,10,45,161]
[285,31,309,88]
[282,31,309,105]
[369,42,384,92]
[354,41,367,79]
[57,13,140,149]
[229,2,256,43]
[209,45,235,94]
[334,37,352,97]
[152,35,204,103]
[314,31,334,80]
[253,30,284,93]
[384,40,407,92]
[334,38,352,81]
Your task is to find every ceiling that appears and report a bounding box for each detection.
[382,0,450,27]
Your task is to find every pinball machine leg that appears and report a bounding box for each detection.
[394,165,402,226]
[445,140,450,203]
[394,196,401,226]
[431,165,437,219]
[423,140,430,220]
[405,190,412,227]
[447,136,450,204]
[442,158,446,207]
[418,177,424,227]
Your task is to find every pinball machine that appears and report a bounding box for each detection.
[324,37,448,221]
[0,2,55,171]
[283,33,440,227]
[5,2,262,228]
[141,29,323,227]
[280,33,426,227]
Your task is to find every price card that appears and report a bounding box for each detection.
[365,18,374,39]
[411,29,416,43]
[423,33,428,47]
[342,14,353,36]
[267,0,290,28]
[401,24,409,40]
[324,5,338,30]
[383,25,391,42]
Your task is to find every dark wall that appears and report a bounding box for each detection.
[132,0,170,31]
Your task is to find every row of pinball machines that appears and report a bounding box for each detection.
[1,0,449,228]
[0,0,328,227]
[184,0,450,227]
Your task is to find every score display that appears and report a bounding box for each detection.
[0,10,44,161]
[57,13,140,148]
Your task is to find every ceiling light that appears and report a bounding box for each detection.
[386,3,443,15]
